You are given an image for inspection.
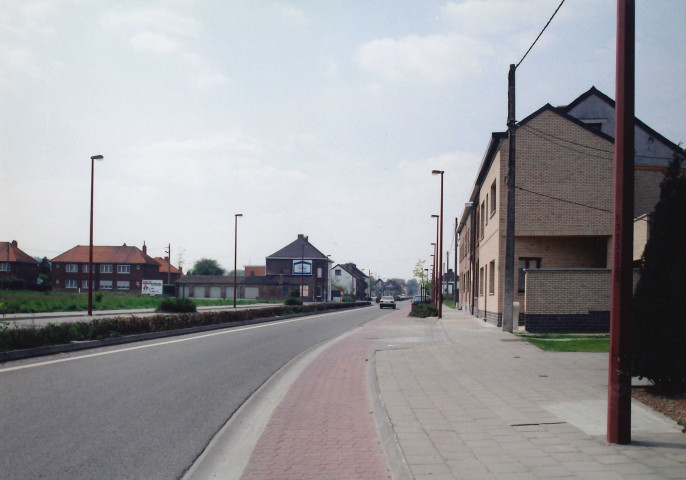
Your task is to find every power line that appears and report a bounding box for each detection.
[515,185,613,213]
[518,124,614,160]
[516,0,566,68]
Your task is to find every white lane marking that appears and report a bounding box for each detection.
[0,310,353,374]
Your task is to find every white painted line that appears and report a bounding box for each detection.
[0,309,351,374]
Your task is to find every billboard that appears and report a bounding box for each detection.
[142,279,164,296]
[292,260,312,276]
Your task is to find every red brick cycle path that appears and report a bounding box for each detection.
[240,311,403,480]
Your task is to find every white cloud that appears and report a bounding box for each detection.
[440,0,554,37]
[355,33,493,84]
[101,7,201,37]
[129,31,180,54]
[273,3,308,26]
[0,44,40,82]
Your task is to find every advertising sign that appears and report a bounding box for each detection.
[292,260,312,275]
[142,279,164,296]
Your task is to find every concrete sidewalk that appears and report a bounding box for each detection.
[376,308,686,479]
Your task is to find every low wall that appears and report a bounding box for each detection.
[523,268,639,333]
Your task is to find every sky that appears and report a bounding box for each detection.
[2,0,684,281]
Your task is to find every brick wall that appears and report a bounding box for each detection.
[523,268,640,332]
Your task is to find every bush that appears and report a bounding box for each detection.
[409,303,438,318]
[94,292,103,303]
[156,297,197,313]
[284,297,303,306]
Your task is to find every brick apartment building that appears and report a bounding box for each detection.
[51,243,177,293]
[1,240,39,288]
[457,87,683,332]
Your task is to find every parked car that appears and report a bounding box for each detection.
[411,295,431,306]
[379,295,396,309]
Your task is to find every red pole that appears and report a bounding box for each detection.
[438,172,444,319]
[88,157,94,316]
[607,0,634,445]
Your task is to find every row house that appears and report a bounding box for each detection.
[1,240,39,287]
[457,87,683,332]
[51,243,177,292]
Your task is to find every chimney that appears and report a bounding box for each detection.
[142,242,147,254]
[164,256,169,262]
[11,240,17,247]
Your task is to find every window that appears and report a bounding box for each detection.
[0,262,9,272]
[490,181,496,216]
[518,258,541,293]
[479,266,484,296]
[82,264,89,273]
[100,280,113,290]
[317,267,322,278]
[484,195,488,225]
[65,279,78,289]
[316,286,322,297]
[480,202,485,238]
[117,280,130,290]
[82,280,89,289]
[335,269,341,276]
[282,286,289,295]
[66,264,78,273]
[117,265,130,274]
[488,261,495,295]
[101,264,113,273]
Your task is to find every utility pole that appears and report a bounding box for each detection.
[502,64,517,332]
[607,0,634,445]
[165,243,171,285]
[454,217,458,307]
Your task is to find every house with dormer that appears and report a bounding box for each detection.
[457,86,683,332]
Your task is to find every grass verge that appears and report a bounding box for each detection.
[518,333,610,352]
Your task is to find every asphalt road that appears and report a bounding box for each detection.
[0,304,384,480]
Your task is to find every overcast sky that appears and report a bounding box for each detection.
[2,0,684,280]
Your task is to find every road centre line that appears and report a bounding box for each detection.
[0,310,351,374]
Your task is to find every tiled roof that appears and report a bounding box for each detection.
[178,275,238,285]
[267,234,329,260]
[0,242,38,264]
[153,257,180,274]
[51,245,159,265]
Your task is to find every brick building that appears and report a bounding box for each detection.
[51,243,173,293]
[1,240,39,288]
[331,263,369,300]
[457,87,683,331]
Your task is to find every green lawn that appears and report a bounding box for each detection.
[519,333,610,352]
[0,290,270,315]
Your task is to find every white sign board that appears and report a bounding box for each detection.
[292,260,312,275]
[142,279,164,296]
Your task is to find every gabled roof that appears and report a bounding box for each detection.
[0,241,38,264]
[333,263,369,279]
[267,234,330,260]
[518,103,615,143]
[51,245,159,265]
[561,86,683,152]
[153,257,180,274]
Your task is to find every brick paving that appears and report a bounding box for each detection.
[240,311,403,480]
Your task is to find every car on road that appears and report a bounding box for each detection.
[411,295,431,306]
[379,296,396,309]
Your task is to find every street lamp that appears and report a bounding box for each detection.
[424,268,429,298]
[431,215,439,304]
[88,154,103,316]
[234,214,242,308]
[432,170,444,319]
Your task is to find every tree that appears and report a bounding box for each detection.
[189,258,226,276]
[407,278,419,295]
[632,152,686,393]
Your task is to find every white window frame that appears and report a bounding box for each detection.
[117,265,131,274]
[117,280,130,290]
[82,280,89,289]
[101,264,113,274]
[82,264,89,273]
[0,262,9,272]
[66,264,78,273]
[65,279,78,289]
[100,280,113,290]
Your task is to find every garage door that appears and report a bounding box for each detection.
[193,286,205,298]
[245,287,259,300]
[209,286,222,299]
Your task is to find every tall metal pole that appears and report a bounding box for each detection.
[502,64,517,332]
[436,171,444,318]
[608,0,634,445]
[454,217,459,307]
[301,244,305,300]
[234,214,242,308]
[88,155,103,316]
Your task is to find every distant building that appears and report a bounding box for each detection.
[51,243,170,293]
[0,240,39,288]
[331,263,369,300]
[153,256,182,284]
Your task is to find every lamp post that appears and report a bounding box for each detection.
[234,214,242,308]
[431,214,439,303]
[432,170,444,319]
[88,155,103,316]
[430,252,435,303]
[424,268,429,298]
